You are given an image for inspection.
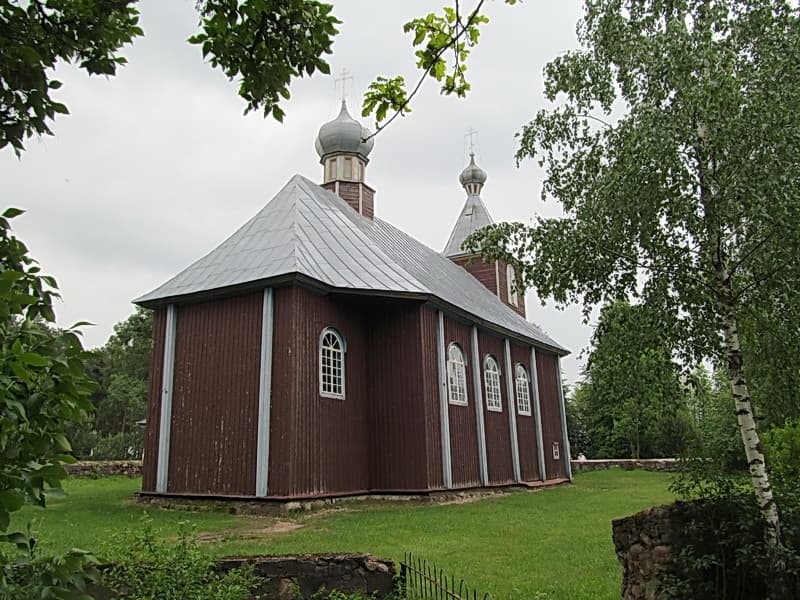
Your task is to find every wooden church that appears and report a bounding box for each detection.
[136,101,572,500]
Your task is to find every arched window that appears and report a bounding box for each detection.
[319,327,345,399]
[552,442,561,460]
[483,355,502,411]
[507,264,519,306]
[447,343,468,405]
[515,364,531,415]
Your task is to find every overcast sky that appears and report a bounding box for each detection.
[1,0,596,383]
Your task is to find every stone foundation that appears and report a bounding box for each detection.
[65,460,142,478]
[612,503,689,600]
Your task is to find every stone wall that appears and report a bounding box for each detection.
[65,460,142,478]
[612,503,689,600]
[218,554,396,599]
[571,458,679,473]
[90,554,396,599]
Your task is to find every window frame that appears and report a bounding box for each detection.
[515,364,532,416]
[483,355,503,412]
[507,263,519,307]
[446,342,468,406]
[552,442,561,461]
[319,327,346,400]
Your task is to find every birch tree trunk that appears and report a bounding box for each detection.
[719,278,781,547]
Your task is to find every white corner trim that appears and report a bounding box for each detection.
[156,304,177,494]
[530,347,547,481]
[436,311,453,489]
[470,326,489,486]
[556,356,573,481]
[503,339,522,483]
[256,289,274,497]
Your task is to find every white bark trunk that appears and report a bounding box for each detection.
[721,294,781,546]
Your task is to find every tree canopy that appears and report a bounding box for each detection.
[468,0,800,543]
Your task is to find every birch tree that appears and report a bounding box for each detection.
[467,0,800,545]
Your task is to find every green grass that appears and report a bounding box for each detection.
[12,470,674,599]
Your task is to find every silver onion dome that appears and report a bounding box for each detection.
[315,100,374,163]
[459,153,487,193]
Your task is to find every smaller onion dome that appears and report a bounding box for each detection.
[315,100,374,164]
[459,153,487,195]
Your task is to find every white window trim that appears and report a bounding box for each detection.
[507,264,519,307]
[553,442,561,460]
[447,343,469,406]
[515,364,532,416]
[319,327,346,400]
[483,355,503,412]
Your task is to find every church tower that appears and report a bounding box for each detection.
[444,153,526,318]
[315,100,376,219]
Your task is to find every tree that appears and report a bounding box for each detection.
[574,301,689,459]
[467,0,800,546]
[1,0,340,153]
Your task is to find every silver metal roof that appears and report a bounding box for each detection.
[442,193,495,258]
[135,175,567,353]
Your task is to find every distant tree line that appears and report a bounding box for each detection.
[66,308,152,461]
[567,300,800,468]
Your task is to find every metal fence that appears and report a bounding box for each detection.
[399,553,492,600]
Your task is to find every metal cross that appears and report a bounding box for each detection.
[334,68,354,101]
[465,127,479,154]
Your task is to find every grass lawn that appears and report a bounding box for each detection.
[12,470,674,599]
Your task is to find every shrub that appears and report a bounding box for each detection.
[93,431,144,460]
[105,517,259,600]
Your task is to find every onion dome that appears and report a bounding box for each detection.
[459,153,487,195]
[315,100,374,164]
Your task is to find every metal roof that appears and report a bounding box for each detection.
[135,175,567,353]
[442,193,495,258]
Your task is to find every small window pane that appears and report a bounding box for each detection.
[320,328,345,399]
[447,343,468,405]
[484,356,502,411]
[515,364,531,415]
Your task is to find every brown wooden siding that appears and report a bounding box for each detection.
[420,306,444,490]
[496,260,527,319]
[452,256,499,298]
[444,317,481,488]
[536,351,567,479]
[321,181,375,220]
[142,308,167,492]
[268,287,370,498]
[366,301,430,491]
[511,342,541,482]
[166,294,262,496]
[477,331,515,485]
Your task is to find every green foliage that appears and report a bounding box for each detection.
[572,302,690,458]
[763,420,800,492]
[0,527,101,600]
[0,0,143,154]
[361,1,518,130]
[664,486,800,598]
[92,432,143,461]
[0,209,95,533]
[105,517,258,600]
[189,0,340,122]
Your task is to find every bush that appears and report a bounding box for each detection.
[668,474,800,599]
[105,517,259,600]
[93,431,144,460]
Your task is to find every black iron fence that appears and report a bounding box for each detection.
[399,553,492,600]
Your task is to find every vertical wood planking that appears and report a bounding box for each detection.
[420,306,444,489]
[477,331,515,484]
[511,342,540,482]
[167,294,262,495]
[142,308,167,492]
[530,346,547,481]
[536,350,568,479]
[443,317,480,488]
[556,356,573,480]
